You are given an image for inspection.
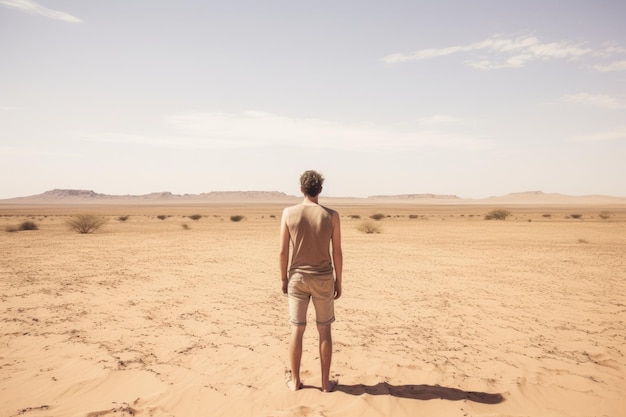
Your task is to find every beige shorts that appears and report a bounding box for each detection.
[288,271,335,326]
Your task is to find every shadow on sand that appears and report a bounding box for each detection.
[334,382,505,404]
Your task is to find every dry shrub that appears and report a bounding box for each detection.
[357,220,381,234]
[67,214,107,234]
[230,215,245,222]
[598,211,611,220]
[6,221,39,232]
[484,209,511,220]
[370,213,385,221]
[188,214,202,221]
[571,214,583,219]
[20,221,38,230]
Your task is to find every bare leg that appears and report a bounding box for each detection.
[317,323,335,392]
[288,324,306,391]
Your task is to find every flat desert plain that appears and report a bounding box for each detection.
[1,201,625,417]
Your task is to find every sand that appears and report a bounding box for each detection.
[1,201,625,417]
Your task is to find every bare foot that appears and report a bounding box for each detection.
[322,380,337,393]
[286,380,303,391]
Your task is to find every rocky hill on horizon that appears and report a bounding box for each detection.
[4,189,298,202]
[1,188,625,205]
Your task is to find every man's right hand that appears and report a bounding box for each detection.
[334,280,342,300]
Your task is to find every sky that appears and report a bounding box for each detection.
[1,0,625,199]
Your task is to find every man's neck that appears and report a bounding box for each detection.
[302,195,319,205]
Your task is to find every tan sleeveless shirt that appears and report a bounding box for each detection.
[285,203,335,276]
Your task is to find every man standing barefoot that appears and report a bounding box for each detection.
[279,170,343,392]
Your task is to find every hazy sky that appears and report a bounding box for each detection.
[1,1,625,199]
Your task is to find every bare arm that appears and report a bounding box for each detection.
[331,210,343,299]
[279,208,291,294]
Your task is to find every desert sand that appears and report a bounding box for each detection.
[1,200,625,417]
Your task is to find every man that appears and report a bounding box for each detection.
[279,170,343,392]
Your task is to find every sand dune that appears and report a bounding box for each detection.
[1,202,625,416]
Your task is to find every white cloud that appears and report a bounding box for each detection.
[593,60,626,73]
[561,93,625,109]
[570,127,626,142]
[383,34,598,70]
[82,111,491,152]
[0,0,83,23]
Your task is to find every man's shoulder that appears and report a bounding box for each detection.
[319,205,338,216]
[283,204,301,212]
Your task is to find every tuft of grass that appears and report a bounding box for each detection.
[117,215,130,222]
[230,215,245,222]
[484,209,511,220]
[408,214,419,219]
[157,215,168,220]
[5,225,18,233]
[542,214,551,218]
[357,220,381,234]
[571,214,583,219]
[67,214,107,234]
[578,238,589,244]
[181,223,190,230]
[349,214,361,219]
[598,211,611,220]
[188,214,202,221]
[369,213,385,221]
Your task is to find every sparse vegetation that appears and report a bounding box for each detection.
[542,214,551,218]
[484,209,512,221]
[67,214,107,234]
[571,214,583,219]
[578,238,589,244]
[181,223,190,230]
[370,213,385,221]
[157,215,168,220]
[349,214,361,219]
[357,220,381,234]
[5,220,39,232]
[598,211,611,220]
[19,221,39,230]
[188,214,202,221]
[117,216,130,222]
[230,215,245,222]
[408,214,419,219]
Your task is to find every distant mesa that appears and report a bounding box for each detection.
[7,189,297,202]
[36,189,108,199]
[2,189,624,205]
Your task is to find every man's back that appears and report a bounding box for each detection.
[285,203,334,276]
